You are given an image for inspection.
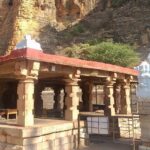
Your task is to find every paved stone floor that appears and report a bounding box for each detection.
[80,136,133,150]
[81,142,132,150]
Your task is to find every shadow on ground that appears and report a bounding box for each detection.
[80,136,132,150]
[81,142,132,150]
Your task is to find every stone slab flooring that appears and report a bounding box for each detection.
[80,136,133,150]
[81,142,132,150]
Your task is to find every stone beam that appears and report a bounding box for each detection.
[0,62,16,76]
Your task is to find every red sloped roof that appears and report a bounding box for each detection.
[0,48,139,76]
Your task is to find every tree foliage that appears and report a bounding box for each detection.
[63,42,140,67]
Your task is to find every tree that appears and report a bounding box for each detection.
[63,42,140,67]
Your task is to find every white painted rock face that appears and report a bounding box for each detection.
[135,60,150,100]
[15,35,43,51]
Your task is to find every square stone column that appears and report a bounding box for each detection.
[65,80,80,121]
[104,79,116,116]
[52,86,63,117]
[80,81,94,112]
[53,87,62,111]
[114,83,121,114]
[88,82,94,112]
[17,79,35,126]
[121,81,131,114]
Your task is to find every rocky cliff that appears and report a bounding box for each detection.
[0,0,150,58]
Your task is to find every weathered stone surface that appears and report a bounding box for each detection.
[17,79,35,126]
[0,120,86,150]
[0,0,150,56]
[104,80,116,116]
[65,81,80,121]
[0,0,98,54]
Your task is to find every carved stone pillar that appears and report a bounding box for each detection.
[53,87,62,111]
[64,79,80,121]
[114,83,121,114]
[53,86,63,118]
[104,79,116,116]
[81,81,93,112]
[34,82,45,117]
[88,82,94,112]
[15,60,40,126]
[121,80,131,114]
[17,79,35,126]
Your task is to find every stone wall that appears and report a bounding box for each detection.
[0,120,86,150]
[118,117,141,139]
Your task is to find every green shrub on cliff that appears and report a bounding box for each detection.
[86,42,139,67]
[63,42,140,67]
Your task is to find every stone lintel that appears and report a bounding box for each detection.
[0,62,16,76]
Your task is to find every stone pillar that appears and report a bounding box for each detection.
[53,87,62,111]
[104,79,115,116]
[81,81,93,112]
[34,82,45,117]
[53,86,63,117]
[17,79,35,126]
[88,82,93,112]
[64,79,80,121]
[114,83,121,114]
[121,81,131,114]
[14,36,41,126]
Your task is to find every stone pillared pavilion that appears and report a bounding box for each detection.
[0,36,138,150]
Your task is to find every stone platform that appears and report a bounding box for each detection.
[0,118,86,150]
